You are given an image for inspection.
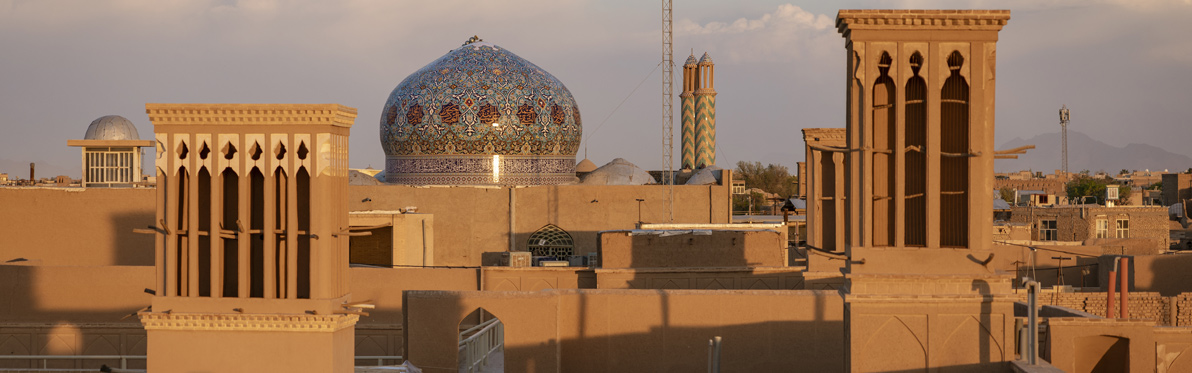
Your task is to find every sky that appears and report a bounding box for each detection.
[1,0,1190,178]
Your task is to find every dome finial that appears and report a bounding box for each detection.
[463,35,483,46]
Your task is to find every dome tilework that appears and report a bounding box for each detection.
[84,115,140,140]
[381,40,581,185]
[684,54,698,66]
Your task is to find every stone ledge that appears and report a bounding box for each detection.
[139,312,359,333]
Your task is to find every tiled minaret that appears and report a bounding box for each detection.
[680,53,698,170]
[693,52,717,169]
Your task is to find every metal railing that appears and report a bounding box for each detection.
[0,355,145,371]
[354,356,404,366]
[0,355,406,370]
[459,318,504,373]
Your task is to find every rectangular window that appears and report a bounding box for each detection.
[1117,219,1130,238]
[1096,218,1109,238]
[1041,219,1058,241]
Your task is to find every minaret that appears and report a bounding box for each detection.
[680,53,698,170]
[140,103,362,372]
[694,52,717,169]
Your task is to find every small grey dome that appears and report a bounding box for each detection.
[84,115,140,140]
[580,158,656,186]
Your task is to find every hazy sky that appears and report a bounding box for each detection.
[1,0,1190,178]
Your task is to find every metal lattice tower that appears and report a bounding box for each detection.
[662,0,675,222]
[1059,105,1070,175]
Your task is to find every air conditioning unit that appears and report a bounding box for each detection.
[501,251,531,267]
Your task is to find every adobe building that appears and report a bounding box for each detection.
[138,104,362,372]
[1162,172,1192,206]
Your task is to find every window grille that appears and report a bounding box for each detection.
[1040,219,1057,241]
[527,224,574,260]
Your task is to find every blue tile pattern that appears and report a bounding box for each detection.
[381,39,581,185]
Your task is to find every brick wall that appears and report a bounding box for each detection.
[1019,291,1189,326]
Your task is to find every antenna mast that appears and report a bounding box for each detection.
[1059,105,1070,175]
[662,0,675,222]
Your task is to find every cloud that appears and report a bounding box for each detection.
[675,4,837,63]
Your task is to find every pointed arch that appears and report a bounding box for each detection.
[527,224,574,260]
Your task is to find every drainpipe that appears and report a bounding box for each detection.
[1119,257,1129,319]
[1026,280,1040,365]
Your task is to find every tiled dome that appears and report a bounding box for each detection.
[84,115,140,140]
[380,38,582,185]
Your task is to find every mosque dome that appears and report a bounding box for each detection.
[84,115,140,140]
[380,37,582,186]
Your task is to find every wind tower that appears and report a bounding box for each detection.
[140,103,362,372]
[1060,104,1070,175]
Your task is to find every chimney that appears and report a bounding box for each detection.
[29,163,35,183]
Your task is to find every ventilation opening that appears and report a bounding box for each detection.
[275,142,287,161]
[940,50,970,248]
[274,168,288,299]
[821,153,837,251]
[297,142,309,160]
[222,169,239,297]
[176,167,189,296]
[224,143,237,160]
[199,142,211,160]
[872,51,895,247]
[296,167,311,299]
[250,142,263,161]
[249,168,265,298]
[905,52,927,247]
[178,142,189,160]
[197,168,212,297]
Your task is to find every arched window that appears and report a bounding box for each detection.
[872,52,895,246]
[527,224,574,260]
[940,51,970,248]
[904,52,927,247]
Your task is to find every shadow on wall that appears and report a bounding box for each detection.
[0,264,153,370]
[403,289,845,373]
[1140,254,1192,296]
[112,211,156,266]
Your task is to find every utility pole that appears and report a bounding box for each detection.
[1059,105,1070,176]
[662,0,675,222]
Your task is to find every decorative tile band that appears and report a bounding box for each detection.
[385,155,577,186]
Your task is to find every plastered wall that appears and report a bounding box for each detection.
[597,229,787,269]
[403,289,844,373]
[0,188,155,266]
[350,183,732,266]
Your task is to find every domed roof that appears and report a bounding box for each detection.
[84,115,140,140]
[381,38,582,186]
[698,52,714,65]
[575,158,597,173]
[685,165,721,185]
[580,158,656,185]
[684,54,698,66]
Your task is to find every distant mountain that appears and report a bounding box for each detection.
[997,130,1192,173]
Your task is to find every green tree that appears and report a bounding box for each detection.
[998,187,1016,204]
[734,161,796,198]
[1066,177,1107,204]
[1116,185,1132,202]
